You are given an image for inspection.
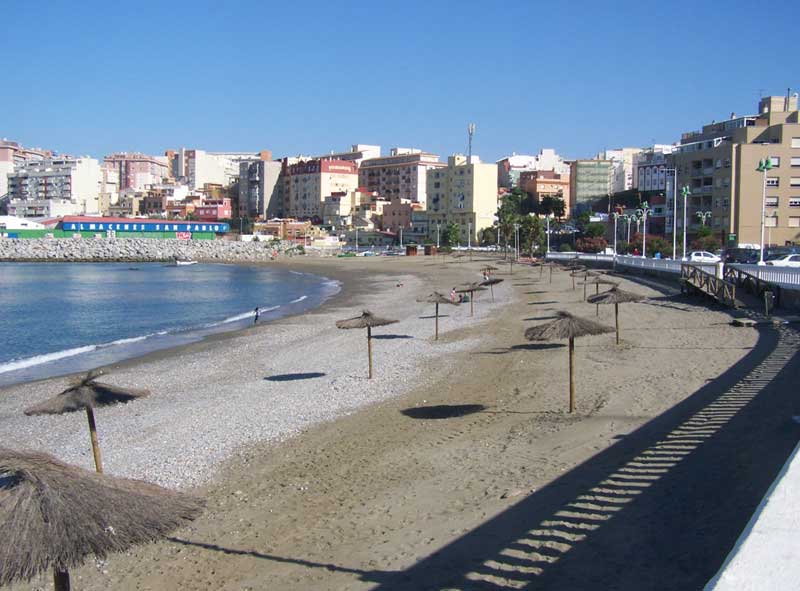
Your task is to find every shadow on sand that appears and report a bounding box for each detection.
[264,372,326,382]
[401,404,487,420]
[371,334,414,340]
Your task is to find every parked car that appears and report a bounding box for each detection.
[765,254,800,268]
[723,248,760,264]
[687,250,721,263]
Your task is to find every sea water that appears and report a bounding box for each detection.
[0,262,340,387]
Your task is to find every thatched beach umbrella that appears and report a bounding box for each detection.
[0,448,203,591]
[24,371,149,474]
[336,311,398,379]
[582,277,620,313]
[587,287,645,345]
[480,277,504,302]
[524,311,613,413]
[456,283,487,317]
[480,265,499,276]
[417,292,459,340]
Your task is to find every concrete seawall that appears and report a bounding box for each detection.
[0,237,296,263]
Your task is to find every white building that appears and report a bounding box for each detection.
[318,144,381,167]
[238,160,283,219]
[496,149,570,188]
[0,139,51,198]
[0,215,45,230]
[596,147,643,194]
[7,157,117,217]
[169,148,270,190]
[634,145,675,192]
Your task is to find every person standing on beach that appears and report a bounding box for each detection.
[254,307,260,324]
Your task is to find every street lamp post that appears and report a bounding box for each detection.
[399,227,403,249]
[665,167,678,258]
[355,226,358,253]
[696,211,712,226]
[612,212,619,255]
[546,215,551,253]
[636,201,651,258]
[681,185,690,260]
[513,223,520,260]
[436,223,440,248]
[757,157,773,265]
[467,222,471,250]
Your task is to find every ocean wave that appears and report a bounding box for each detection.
[0,345,98,375]
[290,295,308,303]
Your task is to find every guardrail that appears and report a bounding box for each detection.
[545,252,715,275]
[728,264,800,289]
[681,263,737,307]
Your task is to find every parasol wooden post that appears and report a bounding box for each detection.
[85,407,103,473]
[367,326,373,379]
[510,260,513,275]
[435,302,439,340]
[549,265,553,283]
[572,274,576,290]
[469,292,474,317]
[615,302,620,345]
[540,265,544,279]
[490,284,495,302]
[583,281,587,301]
[54,567,70,591]
[568,337,575,414]
[595,284,600,316]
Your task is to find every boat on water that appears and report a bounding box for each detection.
[173,259,198,266]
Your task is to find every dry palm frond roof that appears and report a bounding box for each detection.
[583,277,619,286]
[416,292,459,305]
[24,371,150,416]
[0,448,204,586]
[524,311,613,341]
[480,278,504,287]
[587,287,646,305]
[455,283,488,294]
[480,265,499,271]
[336,310,399,329]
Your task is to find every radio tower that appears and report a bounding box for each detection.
[467,123,476,164]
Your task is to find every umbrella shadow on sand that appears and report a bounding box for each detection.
[371,334,413,340]
[265,372,326,382]
[401,404,487,419]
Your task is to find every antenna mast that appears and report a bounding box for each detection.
[467,123,476,164]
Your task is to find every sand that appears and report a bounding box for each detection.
[5,254,799,591]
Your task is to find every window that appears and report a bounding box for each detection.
[792,157,800,167]
[765,216,778,228]
[770,156,780,167]
[766,177,780,187]
[765,196,779,207]
[789,217,800,228]
[715,159,722,168]
[792,138,800,148]
[724,159,731,168]
[792,177,800,187]
[789,198,800,207]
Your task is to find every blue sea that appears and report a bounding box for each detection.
[0,262,340,387]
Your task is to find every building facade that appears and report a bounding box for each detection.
[519,170,571,213]
[496,149,570,189]
[281,159,359,219]
[317,144,381,166]
[634,145,675,192]
[167,148,271,190]
[425,155,498,244]
[569,159,612,213]
[1,140,52,200]
[7,157,117,216]
[671,94,800,247]
[380,197,416,233]
[103,153,169,191]
[358,148,444,206]
[596,148,643,194]
[238,160,283,219]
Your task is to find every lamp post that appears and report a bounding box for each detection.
[681,185,690,260]
[546,215,551,253]
[436,223,440,248]
[696,211,712,226]
[757,157,773,265]
[636,201,651,258]
[513,222,520,260]
[355,225,358,253]
[665,167,678,258]
[467,222,472,250]
[612,212,620,255]
[399,227,403,249]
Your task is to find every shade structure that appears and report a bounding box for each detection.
[24,371,150,474]
[0,447,203,591]
[524,311,613,413]
[479,277,504,302]
[582,277,620,310]
[455,283,488,317]
[416,292,459,340]
[480,265,499,273]
[587,287,645,345]
[336,311,399,379]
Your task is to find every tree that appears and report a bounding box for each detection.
[519,215,544,256]
[584,222,606,238]
[441,222,460,247]
[576,236,608,253]
[479,226,498,246]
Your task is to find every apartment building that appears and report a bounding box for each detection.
[519,170,571,213]
[103,153,169,191]
[358,148,445,206]
[7,157,118,217]
[238,160,282,219]
[597,148,643,194]
[0,139,51,198]
[671,94,800,247]
[425,155,498,244]
[496,149,570,189]
[569,159,613,213]
[281,159,359,219]
[318,144,381,167]
[380,196,417,233]
[167,148,271,190]
[634,145,675,192]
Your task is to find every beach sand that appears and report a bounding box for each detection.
[6,254,798,591]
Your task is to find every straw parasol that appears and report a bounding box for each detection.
[24,371,149,473]
[455,283,488,317]
[416,292,459,340]
[336,310,398,379]
[582,277,620,313]
[480,277,504,302]
[480,265,499,276]
[587,287,645,345]
[0,447,203,591]
[524,311,613,413]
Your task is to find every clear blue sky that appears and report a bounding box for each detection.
[2,0,796,163]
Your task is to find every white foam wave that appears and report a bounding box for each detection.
[0,345,98,375]
[290,295,308,303]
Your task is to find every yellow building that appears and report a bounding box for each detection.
[425,155,498,244]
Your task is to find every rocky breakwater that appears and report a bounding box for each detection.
[0,237,298,263]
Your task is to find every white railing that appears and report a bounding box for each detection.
[729,264,800,289]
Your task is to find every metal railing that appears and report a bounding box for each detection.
[728,264,800,289]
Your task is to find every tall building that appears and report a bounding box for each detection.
[634,145,675,192]
[238,160,283,219]
[496,149,570,189]
[281,159,359,219]
[317,144,381,166]
[597,148,643,194]
[103,153,169,191]
[671,93,800,247]
[358,148,445,206]
[7,157,118,217]
[569,159,613,213]
[0,139,51,198]
[519,170,571,214]
[425,155,498,244]
[167,148,271,190]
